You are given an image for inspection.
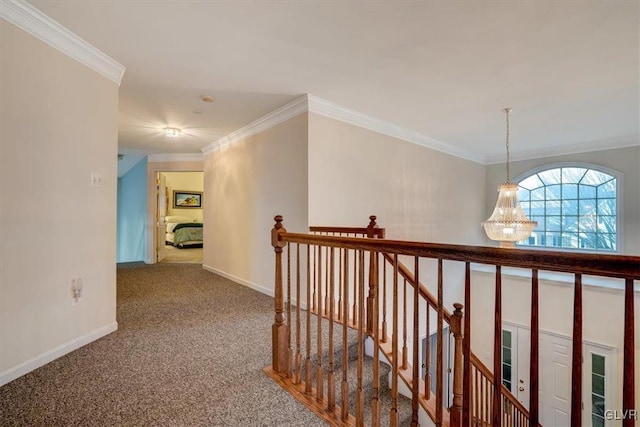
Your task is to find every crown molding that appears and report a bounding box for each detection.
[202,95,308,156]
[485,136,640,165]
[202,93,484,163]
[1,0,125,86]
[307,94,484,164]
[147,153,203,163]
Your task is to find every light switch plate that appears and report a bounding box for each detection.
[91,173,103,187]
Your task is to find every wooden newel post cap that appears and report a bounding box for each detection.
[369,215,377,226]
[271,215,287,249]
[453,303,464,315]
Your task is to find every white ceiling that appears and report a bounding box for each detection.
[28,1,639,164]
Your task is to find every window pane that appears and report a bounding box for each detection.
[538,169,561,185]
[531,216,545,231]
[503,380,512,391]
[580,233,597,249]
[579,199,597,216]
[598,199,616,216]
[503,364,512,383]
[597,179,616,198]
[592,415,605,427]
[502,330,511,347]
[518,188,530,202]
[546,201,561,216]
[503,348,512,365]
[562,232,578,248]
[592,394,605,416]
[531,201,545,216]
[592,354,605,375]
[546,232,561,247]
[519,175,543,190]
[579,185,596,198]
[579,215,597,233]
[597,216,616,233]
[592,373,605,396]
[562,167,587,184]
[531,187,545,201]
[562,216,578,231]
[582,169,612,186]
[597,233,616,251]
[562,184,578,199]
[547,216,561,232]
[546,184,562,200]
[562,199,578,215]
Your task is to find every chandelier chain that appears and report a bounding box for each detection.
[505,108,511,182]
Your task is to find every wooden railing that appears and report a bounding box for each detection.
[265,215,640,427]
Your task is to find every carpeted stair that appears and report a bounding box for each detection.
[301,315,414,425]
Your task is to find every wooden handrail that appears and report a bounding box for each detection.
[381,252,453,324]
[470,354,533,421]
[310,215,385,239]
[278,233,640,279]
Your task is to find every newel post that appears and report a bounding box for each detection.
[271,215,289,375]
[450,303,464,427]
[366,215,379,336]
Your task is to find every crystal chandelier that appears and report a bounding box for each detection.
[482,108,537,248]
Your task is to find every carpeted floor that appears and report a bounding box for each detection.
[0,264,325,426]
[160,245,203,264]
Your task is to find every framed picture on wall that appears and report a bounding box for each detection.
[173,191,203,208]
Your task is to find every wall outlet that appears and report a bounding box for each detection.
[90,173,103,187]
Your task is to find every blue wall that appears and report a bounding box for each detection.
[116,157,147,262]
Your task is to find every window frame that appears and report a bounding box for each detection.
[513,162,623,254]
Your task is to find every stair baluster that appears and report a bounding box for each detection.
[327,247,336,411]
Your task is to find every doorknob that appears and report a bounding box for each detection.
[519,386,525,392]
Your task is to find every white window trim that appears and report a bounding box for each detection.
[513,162,624,254]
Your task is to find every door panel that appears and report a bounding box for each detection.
[156,173,167,262]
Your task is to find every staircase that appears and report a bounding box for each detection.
[265,215,640,427]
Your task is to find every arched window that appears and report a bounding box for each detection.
[516,165,618,251]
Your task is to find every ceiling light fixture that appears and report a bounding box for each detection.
[482,108,537,248]
[163,127,182,138]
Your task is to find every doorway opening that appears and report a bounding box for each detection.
[156,171,204,264]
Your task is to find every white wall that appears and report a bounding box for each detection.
[485,145,640,255]
[308,112,487,310]
[162,171,204,221]
[202,113,309,295]
[0,20,119,384]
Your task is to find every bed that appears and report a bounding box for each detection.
[165,215,203,248]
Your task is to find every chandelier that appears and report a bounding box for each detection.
[482,108,537,248]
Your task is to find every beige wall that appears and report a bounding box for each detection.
[162,171,204,221]
[0,20,119,384]
[202,114,309,295]
[485,145,640,255]
[308,112,486,309]
[146,160,203,264]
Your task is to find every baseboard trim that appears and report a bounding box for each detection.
[202,264,274,297]
[0,322,118,387]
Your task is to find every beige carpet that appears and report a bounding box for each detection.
[160,245,203,264]
[0,264,324,426]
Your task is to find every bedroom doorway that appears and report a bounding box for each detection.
[156,171,204,264]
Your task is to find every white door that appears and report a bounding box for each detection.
[156,173,167,262]
[538,331,572,427]
[504,323,616,427]
[501,324,531,409]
